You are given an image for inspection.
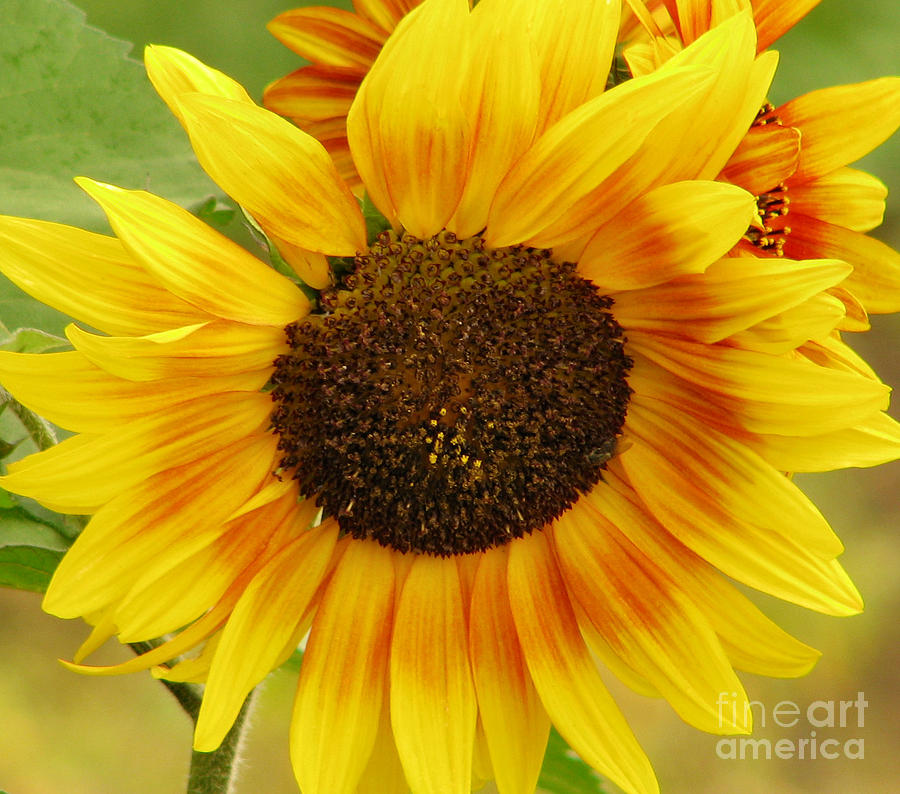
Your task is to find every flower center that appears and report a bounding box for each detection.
[270,230,632,556]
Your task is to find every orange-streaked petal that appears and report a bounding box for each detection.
[630,333,890,435]
[291,540,395,794]
[752,0,822,51]
[719,123,801,195]
[355,0,420,31]
[349,0,470,237]
[617,406,863,615]
[1,390,272,514]
[177,93,365,255]
[76,179,309,327]
[578,181,758,290]
[0,215,207,336]
[783,214,900,313]
[194,521,339,751]
[390,554,476,794]
[487,65,715,248]
[778,78,900,181]
[447,0,539,238]
[788,167,887,233]
[469,546,549,794]
[267,6,387,70]
[555,506,750,734]
[611,256,851,342]
[508,531,659,794]
[42,433,279,621]
[590,477,822,680]
[0,350,260,434]
[263,64,360,123]
[516,0,621,133]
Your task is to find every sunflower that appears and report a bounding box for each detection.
[1,3,897,794]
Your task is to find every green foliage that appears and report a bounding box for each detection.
[538,728,608,794]
[0,323,69,353]
[0,0,218,234]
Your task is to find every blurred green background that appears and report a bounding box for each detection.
[0,1,898,793]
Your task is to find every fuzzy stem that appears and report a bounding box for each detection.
[186,693,256,794]
[128,640,255,794]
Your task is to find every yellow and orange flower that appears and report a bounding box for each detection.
[1,3,898,794]
[265,0,900,325]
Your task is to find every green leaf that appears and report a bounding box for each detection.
[0,504,70,592]
[0,544,65,592]
[192,195,237,231]
[0,323,69,353]
[0,0,219,234]
[537,728,608,794]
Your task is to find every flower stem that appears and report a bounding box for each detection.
[128,640,256,794]
[187,693,256,794]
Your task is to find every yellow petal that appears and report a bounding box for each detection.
[291,540,395,794]
[66,321,283,383]
[788,167,887,233]
[515,0,621,133]
[390,554,476,794]
[617,407,864,615]
[488,65,715,247]
[611,256,851,342]
[578,181,758,290]
[348,0,470,237]
[447,1,540,238]
[778,78,900,181]
[177,93,365,255]
[43,433,279,622]
[194,521,339,751]
[2,390,272,514]
[555,504,750,734]
[753,411,900,473]
[469,546,550,794]
[589,476,821,679]
[722,287,849,353]
[0,215,206,336]
[355,683,410,794]
[144,44,253,127]
[508,531,659,794]
[630,333,890,435]
[0,350,260,434]
[662,12,771,181]
[76,179,309,326]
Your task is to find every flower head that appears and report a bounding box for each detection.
[1,3,897,794]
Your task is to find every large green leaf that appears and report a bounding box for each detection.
[0,0,219,233]
[0,0,225,337]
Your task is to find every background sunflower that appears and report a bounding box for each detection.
[0,1,896,793]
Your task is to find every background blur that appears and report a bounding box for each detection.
[0,1,898,793]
